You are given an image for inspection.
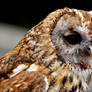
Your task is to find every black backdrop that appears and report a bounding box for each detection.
[0,0,91,28]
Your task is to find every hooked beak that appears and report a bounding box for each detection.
[89,47,92,61]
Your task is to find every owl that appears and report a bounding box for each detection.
[0,8,92,92]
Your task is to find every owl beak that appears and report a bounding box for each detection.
[90,54,92,60]
[89,47,92,60]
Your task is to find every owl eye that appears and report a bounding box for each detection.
[63,32,82,45]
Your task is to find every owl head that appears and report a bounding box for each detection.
[51,8,92,68]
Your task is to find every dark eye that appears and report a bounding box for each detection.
[63,32,82,45]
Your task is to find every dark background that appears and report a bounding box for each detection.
[0,0,92,28]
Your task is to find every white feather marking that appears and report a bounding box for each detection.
[10,64,28,78]
[15,84,21,87]
[44,77,49,92]
[9,88,13,91]
[28,40,36,45]
[13,64,28,73]
[10,71,21,78]
[51,71,58,76]
[88,11,92,15]
[26,64,38,72]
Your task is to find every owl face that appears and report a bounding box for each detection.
[51,12,92,65]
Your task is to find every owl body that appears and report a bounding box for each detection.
[0,8,92,92]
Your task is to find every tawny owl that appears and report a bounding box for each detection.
[0,8,92,92]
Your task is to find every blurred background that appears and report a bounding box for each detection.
[0,0,91,55]
[0,1,92,91]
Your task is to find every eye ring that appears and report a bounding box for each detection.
[63,32,82,45]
